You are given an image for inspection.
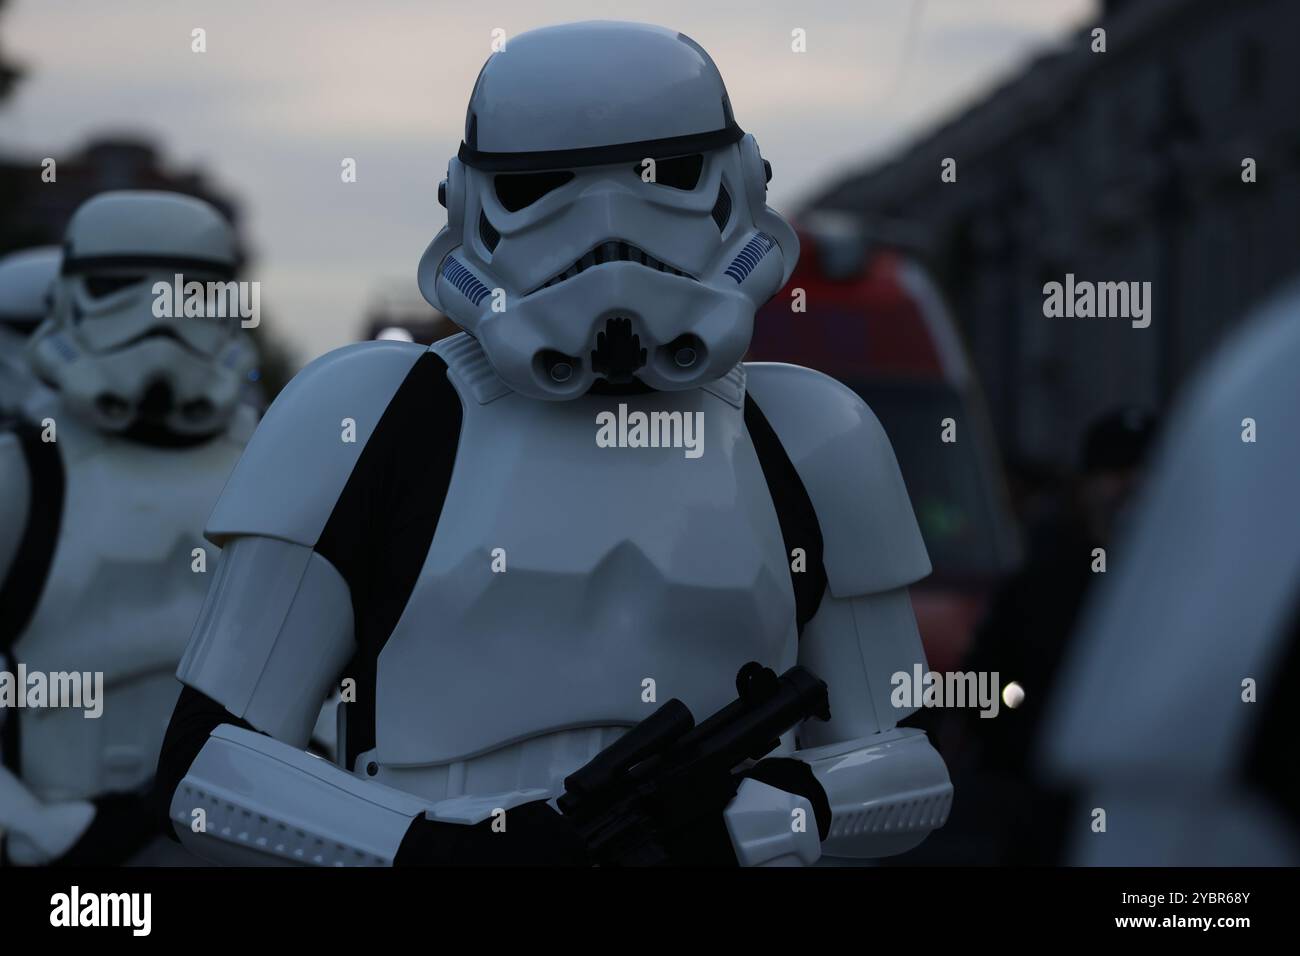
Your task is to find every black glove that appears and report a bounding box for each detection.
[394,799,592,866]
[50,790,161,867]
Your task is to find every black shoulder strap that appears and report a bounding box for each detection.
[0,421,66,776]
[315,352,464,770]
[743,392,827,635]
[1245,591,1300,832]
[0,422,65,653]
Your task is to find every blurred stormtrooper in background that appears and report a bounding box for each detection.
[0,190,258,864]
[1043,276,1300,866]
[0,246,60,416]
[158,21,951,867]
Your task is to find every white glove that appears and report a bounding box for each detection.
[723,778,822,867]
[0,766,96,865]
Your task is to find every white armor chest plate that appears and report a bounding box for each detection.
[15,407,249,800]
[373,372,797,768]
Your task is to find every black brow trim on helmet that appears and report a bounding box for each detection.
[459,122,744,172]
[61,255,236,280]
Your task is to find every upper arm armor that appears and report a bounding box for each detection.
[205,339,429,547]
[176,536,355,746]
[744,362,931,598]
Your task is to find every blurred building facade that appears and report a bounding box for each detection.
[811,0,1300,468]
[0,0,19,105]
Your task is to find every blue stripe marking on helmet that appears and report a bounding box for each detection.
[724,232,775,283]
[442,257,491,307]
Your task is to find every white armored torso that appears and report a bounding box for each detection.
[12,398,252,801]
[178,334,951,865]
[199,336,802,801]
[369,336,796,781]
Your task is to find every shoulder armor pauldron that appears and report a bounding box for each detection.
[744,362,931,597]
[206,340,429,547]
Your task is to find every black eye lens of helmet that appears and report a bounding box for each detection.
[84,274,145,298]
[634,154,704,190]
[494,170,575,212]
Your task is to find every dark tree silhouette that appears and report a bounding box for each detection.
[0,0,21,104]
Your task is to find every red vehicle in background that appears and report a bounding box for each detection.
[748,216,1021,673]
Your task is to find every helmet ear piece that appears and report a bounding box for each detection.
[418,159,468,312]
[738,134,800,291]
[738,134,768,215]
[416,231,453,312]
[444,159,467,237]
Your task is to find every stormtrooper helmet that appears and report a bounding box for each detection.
[418,20,799,400]
[0,246,61,334]
[27,190,255,438]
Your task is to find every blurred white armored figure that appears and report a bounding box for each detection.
[160,21,951,866]
[0,246,60,416]
[1043,277,1300,866]
[0,191,257,864]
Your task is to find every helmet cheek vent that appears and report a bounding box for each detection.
[711,184,732,232]
[479,211,500,253]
